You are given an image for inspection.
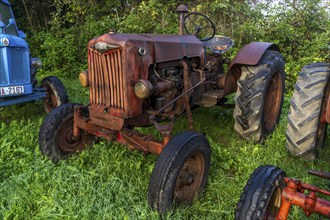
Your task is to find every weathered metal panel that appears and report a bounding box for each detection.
[89,48,126,111]
[87,33,204,121]
[146,34,204,63]
[228,42,280,69]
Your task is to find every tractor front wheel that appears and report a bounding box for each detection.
[41,76,68,113]
[39,103,94,163]
[285,63,330,159]
[148,131,211,215]
[235,165,286,220]
[234,50,285,142]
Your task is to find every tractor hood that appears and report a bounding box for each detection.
[0,33,28,48]
[88,33,205,63]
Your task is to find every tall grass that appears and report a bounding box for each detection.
[0,79,329,219]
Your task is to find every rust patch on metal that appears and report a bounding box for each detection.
[117,128,167,155]
[308,170,330,180]
[174,151,205,202]
[228,42,279,69]
[276,177,330,219]
[263,70,283,132]
[325,82,330,123]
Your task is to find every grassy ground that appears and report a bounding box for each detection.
[0,78,329,219]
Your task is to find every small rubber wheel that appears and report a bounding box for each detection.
[31,69,38,87]
[39,103,94,163]
[234,50,285,142]
[235,165,286,220]
[41,76,69,113]
[148,131,211,215]
[286,63,330,159]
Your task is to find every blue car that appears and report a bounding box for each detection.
[0,0,67,112]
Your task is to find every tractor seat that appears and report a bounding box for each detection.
[203,36,234,55]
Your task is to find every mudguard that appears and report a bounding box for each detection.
[223,42,280,96]
[228,42,280,69]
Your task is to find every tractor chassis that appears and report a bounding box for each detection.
[73,106,174,155]
[72,60,207,155]
[276,171,330,219]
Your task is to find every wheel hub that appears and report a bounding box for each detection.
[263,70,283,133]
[264,187,282,219]
[56,119,88,153]
[174,152,205,202]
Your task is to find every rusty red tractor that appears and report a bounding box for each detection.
[39,5,285,214]
[285,63,330,159]
[235,165,330,219]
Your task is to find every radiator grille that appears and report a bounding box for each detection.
[88,48,126,111]
[0,47,30,86]
[0,48,8,85]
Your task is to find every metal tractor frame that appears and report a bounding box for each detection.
[235,165,330,219]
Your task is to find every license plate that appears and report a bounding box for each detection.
[0,86,24,96]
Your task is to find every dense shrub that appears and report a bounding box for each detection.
[11,0,329,89]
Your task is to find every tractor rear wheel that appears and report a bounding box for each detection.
[285,63,330,159]
[235,165,286,220]
[39,103,94,163]
[148,131,211,215]
[41,76,68,113]
[234,50,285,142]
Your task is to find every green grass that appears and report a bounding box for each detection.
[0,78,329,220]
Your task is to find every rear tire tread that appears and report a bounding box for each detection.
[234,50,285,142]
[285,62,330,159]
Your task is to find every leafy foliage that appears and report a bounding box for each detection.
[10,0,329,89]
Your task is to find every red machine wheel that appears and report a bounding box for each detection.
[148,131,211,214]
[39,103,94,163]
[235,165,286,220]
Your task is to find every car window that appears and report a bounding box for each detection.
[0,2,18,36]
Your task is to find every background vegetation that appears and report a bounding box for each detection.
[1,0,329,219]
[10,0,329,87]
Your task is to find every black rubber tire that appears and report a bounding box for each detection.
[41,76,69,113]
[235,165,286,220]
[148,131,211,215]
[31,69,38,88]
[39,103,94,163]
[234,50,285,142]
[285,62,330,159]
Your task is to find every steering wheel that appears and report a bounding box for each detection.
[184,12,216,41]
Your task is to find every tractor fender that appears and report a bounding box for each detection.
[222,42,280,96]
[228,42,280,69]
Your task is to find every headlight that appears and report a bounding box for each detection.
[79,70,88,87]
[93,42,120,53]
[31,58,42,69]
[134,79,153,99]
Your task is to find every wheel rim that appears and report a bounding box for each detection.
[263,71,283,132]
[56,119,89,154]
[316,81,330,147]
[174,152,205,202]
[264,187,282,220]
[44,85,58,112]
